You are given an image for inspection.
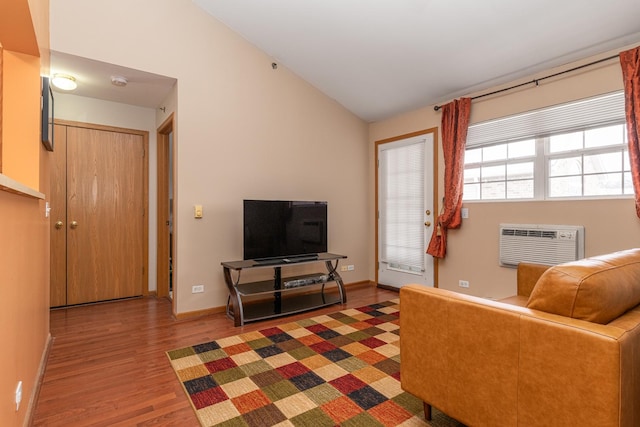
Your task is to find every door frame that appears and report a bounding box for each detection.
[156,114,175,308]
[375,127,439,288]
[52,119,150,300]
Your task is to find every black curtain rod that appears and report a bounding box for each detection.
[433,53,619,111]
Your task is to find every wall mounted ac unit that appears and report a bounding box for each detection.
[499,224,585,268]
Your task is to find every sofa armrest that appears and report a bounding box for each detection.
[400,284,630,427]
[517,262,550,297]
[400,285,523,426]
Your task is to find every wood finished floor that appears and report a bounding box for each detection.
[32,286,399,426]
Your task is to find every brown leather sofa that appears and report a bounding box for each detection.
[400,248,640,427]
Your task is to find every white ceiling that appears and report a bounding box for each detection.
[193,0,640,122]
[51,1,640,122]
[50,51,177,109]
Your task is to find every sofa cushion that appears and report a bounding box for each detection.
[526,248,640,324]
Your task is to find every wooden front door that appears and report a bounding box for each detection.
[50,123,147,306]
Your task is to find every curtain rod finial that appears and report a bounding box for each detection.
[434,105,441,111]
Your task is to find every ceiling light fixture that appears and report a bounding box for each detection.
[51,73,77,91]
[111,75,128,87]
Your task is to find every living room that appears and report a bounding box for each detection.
[2,0,640,426]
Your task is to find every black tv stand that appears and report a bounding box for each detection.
[221,252,347,326]
[254,254,320,265]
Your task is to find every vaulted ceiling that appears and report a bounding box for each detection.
[193,0,640,122]
[49,1,640,122]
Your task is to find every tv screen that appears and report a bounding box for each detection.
[243,200,327,261]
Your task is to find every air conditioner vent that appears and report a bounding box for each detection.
[499,224,584,267]
[502,228,558,239]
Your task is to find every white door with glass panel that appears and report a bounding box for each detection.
[377,133,434,289]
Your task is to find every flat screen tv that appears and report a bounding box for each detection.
[243,200,327,261]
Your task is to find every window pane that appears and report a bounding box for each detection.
[481,164,505,182]
[549,176,582,197]
[584,173,622,196]
[483,144,507,161]
[624,151,630,171]
[464,167,480,184]
[508,139,535,158]
[585,124,624,148]
[549,131,583,153]
[465,148,481,164]
[507,162,533,179]
[507,180,534,199]
[464,183,480,200]
[624,172,634,195]
[549,156,582,177]
[584,152,623,174]
[481,182,505,199]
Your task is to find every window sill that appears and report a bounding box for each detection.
[463,195,634,204]
[0,174,44,200]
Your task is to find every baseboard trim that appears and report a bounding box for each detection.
[376,283,401,292]
[25,333,53,427]
[174,305,227,321]
[346,280,376,289]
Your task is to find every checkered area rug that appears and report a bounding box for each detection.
[167,300,462,427]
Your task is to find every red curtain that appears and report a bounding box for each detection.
[427,98,471,258]
[620,46,640,218]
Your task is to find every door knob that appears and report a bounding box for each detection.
[55,221,64,229]
[70,221,78,229]
[426,210,431,216]
[425,221,431,227]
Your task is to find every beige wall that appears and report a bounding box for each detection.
[49,1,640,308]
[50,0,370,314]
[370,46,640,299]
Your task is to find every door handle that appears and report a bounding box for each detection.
[55,221,64,229]
[70,221,79,229]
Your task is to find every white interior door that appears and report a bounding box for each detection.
[377,132,434,288]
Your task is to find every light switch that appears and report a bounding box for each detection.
[194,205,203,219]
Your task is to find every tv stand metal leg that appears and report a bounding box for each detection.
[325,259,347,304]
[223,267,245,326]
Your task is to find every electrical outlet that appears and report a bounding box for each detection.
[461,208,469,219]
[340,266,348,272]
[459,280,470,288]
[347,265,355,271]
[192,285,204,293]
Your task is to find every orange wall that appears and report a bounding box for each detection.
[0,1,51,425]
[2,50,40,189]
[0,190,50,426]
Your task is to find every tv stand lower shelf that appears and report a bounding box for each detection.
[221,253,347,326]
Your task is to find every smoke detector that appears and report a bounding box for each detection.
[111,75,128,87]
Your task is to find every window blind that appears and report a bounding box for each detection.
[466,91,626,147]
[380,140,425,273]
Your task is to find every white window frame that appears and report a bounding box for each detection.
[463,91,631,202]
[544,124,631,199]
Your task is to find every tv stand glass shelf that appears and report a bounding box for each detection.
[221,253,347,326]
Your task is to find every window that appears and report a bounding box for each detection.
[463,92,631,201]
[464,139,537,200]
[548,125,631,198]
